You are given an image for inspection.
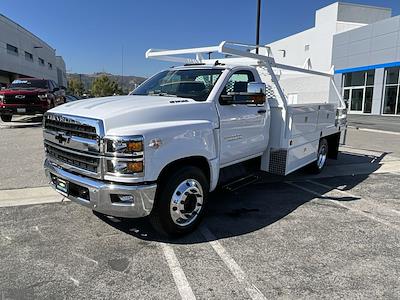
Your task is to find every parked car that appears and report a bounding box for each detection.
[43,41,347,236]
[65,95,80,103]
[0,78,65,122]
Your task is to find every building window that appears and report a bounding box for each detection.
[25,51,33,61]
[6,44,18,55]
[382,67,400,115]
[48,62,53,69]
[342,70,375,113]
[38,58,45,66]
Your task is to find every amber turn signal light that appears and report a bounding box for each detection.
[127,161,143,173]
[127,141,143,152]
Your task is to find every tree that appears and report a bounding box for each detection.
[91,75,122,97]
[67,78,84,96]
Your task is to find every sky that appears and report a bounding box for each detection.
[1,0,399,77]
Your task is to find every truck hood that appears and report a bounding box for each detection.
[48,95,218,134]
[0,88,48,95]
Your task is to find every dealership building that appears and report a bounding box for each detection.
[268,2,400,116]
[0,14,67,88]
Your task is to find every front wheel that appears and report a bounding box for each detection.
[1,115,12,122]
[150,166,209,237]
[308,138,328,174]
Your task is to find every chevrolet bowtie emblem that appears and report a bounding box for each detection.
[55,132,71,144]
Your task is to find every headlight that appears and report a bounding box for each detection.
[104,136,144,176]
[0,94,4,102]
[107,159,143,175]
[105,136,143,155]
[38,94,49,100]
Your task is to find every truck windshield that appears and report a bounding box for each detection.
[132,69,223,101]
[9,79,48,89]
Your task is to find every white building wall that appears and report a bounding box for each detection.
[266,2,391,106]
[333,15,400,115]
[55,56,67,87]
[372,69,385,115]
[333,16,400,70]
[0,14,66,85]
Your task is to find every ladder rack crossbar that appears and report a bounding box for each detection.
[146,41,333,78]
[145,41,345,109]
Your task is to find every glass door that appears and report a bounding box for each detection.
[343,87,372,114]
[382,67,400,115]
[342,70,375,114]
[350,88,364,112]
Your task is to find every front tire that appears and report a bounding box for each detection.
[1,115,12,122]
[309,138,329,174]
[150,166,209,237]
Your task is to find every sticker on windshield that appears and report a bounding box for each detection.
[12,80,30,84]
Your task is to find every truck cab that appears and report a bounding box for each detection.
[43,42,347,236]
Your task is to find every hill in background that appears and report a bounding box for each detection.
[67,72,146,93]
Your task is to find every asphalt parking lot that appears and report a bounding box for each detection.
[1,116,400,299]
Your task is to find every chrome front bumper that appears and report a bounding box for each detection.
[44,159,156,218]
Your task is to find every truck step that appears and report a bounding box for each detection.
[222,174,260,192]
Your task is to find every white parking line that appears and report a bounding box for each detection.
[307,179,400,222]
[160,243,196,300]
[391,209,400,216]
[286,181,400,231]
[200,226,267,300]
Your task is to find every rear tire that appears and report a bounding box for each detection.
[150,166,209,237]
[308,138,329,174]
[1,115,12,122]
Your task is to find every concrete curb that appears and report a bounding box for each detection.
[348,126,400,136]
[0,186,68,207]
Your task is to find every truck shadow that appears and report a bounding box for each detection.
[95,151,388,244]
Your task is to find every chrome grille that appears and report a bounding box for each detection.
[4,94,40,105]
[44,114,98,140]
[45,143,99,173]
[43,113,104,177]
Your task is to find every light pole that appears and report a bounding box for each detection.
[121,45,124,94]
[255,0,262,54]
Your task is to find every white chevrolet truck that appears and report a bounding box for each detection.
[43,42,347,236]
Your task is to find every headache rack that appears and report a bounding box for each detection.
[145,41,346,110]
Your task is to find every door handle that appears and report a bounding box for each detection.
[257,109,266,114]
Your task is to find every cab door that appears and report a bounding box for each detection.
[217,69,269,166]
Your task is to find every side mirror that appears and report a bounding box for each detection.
[247,82,266,94]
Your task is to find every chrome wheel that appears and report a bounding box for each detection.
[170,179,204,227]
[317,144,328,169]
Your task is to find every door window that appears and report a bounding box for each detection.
[221,71,255,96]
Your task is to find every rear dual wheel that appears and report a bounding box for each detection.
[150,166,209,237]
